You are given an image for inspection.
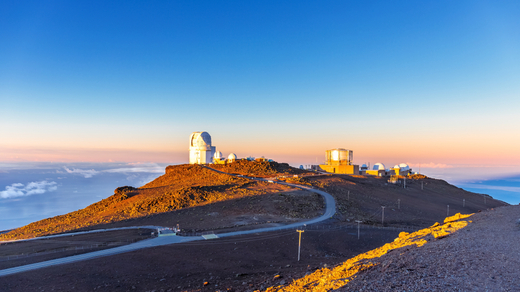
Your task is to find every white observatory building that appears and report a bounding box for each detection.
[189,131,216,164]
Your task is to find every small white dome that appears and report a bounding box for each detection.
[398,163,410,170]
[227,153,237,161]
[214,151,222,159]
[393,164,400,169]
[373,163,385,170]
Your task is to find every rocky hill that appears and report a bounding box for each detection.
[0,163,317,240]
[0,161,512,292]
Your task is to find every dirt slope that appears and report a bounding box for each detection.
[0,163,314,241]
[296,174,506,228]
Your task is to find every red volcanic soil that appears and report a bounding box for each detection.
[0,161,510,291]
[208,160,311,177]
[1,164,319,241]
[0,223,404,292]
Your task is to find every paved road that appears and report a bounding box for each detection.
[0,167,336,277]
[1,225,169,244]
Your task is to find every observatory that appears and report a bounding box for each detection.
[366,162,386,176]
[189,131,216,164]
[391,163,412,176]
[318,148,359,174]
[227,153,237,163]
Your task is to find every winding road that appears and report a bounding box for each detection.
[0,168,336,277]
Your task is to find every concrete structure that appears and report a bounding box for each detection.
[319,148,359,174]
[366,162,386,176]
[189,131,216,164]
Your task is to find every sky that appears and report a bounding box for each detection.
[1,1,520,171]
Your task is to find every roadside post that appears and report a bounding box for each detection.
[381,206,386,226]
[355,220,362,239]
[297,230,304,261]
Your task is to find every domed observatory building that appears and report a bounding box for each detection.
[366,163,386,176]
[391,163,412,176]
[227,153,237,163]
[189,131,216,164]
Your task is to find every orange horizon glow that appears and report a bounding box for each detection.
[1,143,519,168]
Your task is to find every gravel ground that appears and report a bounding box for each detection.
[340,205,520,291]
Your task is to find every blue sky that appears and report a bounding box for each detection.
[1,1,520,168]
[2,1,519,230]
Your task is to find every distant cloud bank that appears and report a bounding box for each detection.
[63,163,165,179]
[63,167,100,178]
[409,163,454,169]
[0,181,58,199]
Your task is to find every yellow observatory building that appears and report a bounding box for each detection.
[319,148,359,174]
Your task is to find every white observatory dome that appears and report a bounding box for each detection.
[214,151,222,159]
[398,163,410,170]
[393,164,400,169]
[227,153,237,162]
[189,131,216,164]
[373,163,386,170]
[190,131,212,148]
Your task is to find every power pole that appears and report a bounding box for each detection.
[447,205,450,217]
[463,199,465,208]
[421,181,424,190]
[297,230,304,261]
[355,220,362,239]
[398,199,401,210]
[348,190,350,200]
[381,206,386,226]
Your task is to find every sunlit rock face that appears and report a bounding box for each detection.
[189,131,216,164]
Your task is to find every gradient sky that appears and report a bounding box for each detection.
[1,1,520,170]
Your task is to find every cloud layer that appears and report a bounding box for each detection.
[0,181,58,199]
[63,167,99,178]
[63,163,164,178]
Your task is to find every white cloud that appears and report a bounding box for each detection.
[104,166,164,174]
[62,163,165,180]
[63,167,100,178]
[0,181,58,199]
[460,184,520,193]
[408,163,454,169]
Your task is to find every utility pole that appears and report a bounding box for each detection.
[398,199,401,210]
[463,199,465,208]
[297,230,304,261]
[381,206,386,226]
[421,181,424,190]
[404,177,406,188]
[355,220,362,239]
[348,190,350,200]
[484,196,486,205]
[447,205,450,217]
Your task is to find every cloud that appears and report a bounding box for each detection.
[0,181,58,199]
[104,166,164,174]
[63,163,164,179]
[64,167,100,178]
[461,184,520,193]
[408,163,454,169]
